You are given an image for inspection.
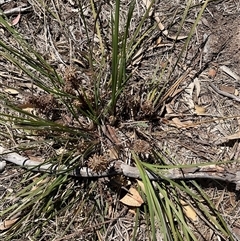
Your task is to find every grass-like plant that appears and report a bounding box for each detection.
[0,0,235,240]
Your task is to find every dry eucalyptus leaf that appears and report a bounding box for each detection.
[208,68,217,78]
[120,187,144,207]
[4,88,19,95]
[108,148,118,159]
[180,200,198,222]
[171,118,193,128]
[219,85,235,94]
[172,118,186,128]
[0,218,19,231]
[165,104,173,114]
[171,118,191,128]
[26,155,43,162]
[11,13,21,26]
[194,105,206,115]
[232,227,240,239]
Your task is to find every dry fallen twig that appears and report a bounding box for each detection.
[209,82,240,103]
[0,0,11,5]
[0,5,32,16]
[1,146,240,190]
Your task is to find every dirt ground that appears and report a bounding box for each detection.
[1,0,240,240]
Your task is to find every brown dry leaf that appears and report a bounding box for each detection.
[120,187,144,207]
[232,227,240,239]
[180,200,198,222]
[108,147,118,159]
[171,117,192,128]
[219,85,235,94]
[11,13,21,26]
[171,118,188,128]
[106,125,121,146]
[0,218,19,231]
[27,155,43,162]
[208,68,217,78]
[165,103,173,114]
[4,88,19,95]
[194,105,206,115]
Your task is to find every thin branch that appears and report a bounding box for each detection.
[0,146,240,190]
[0,6,32,16]
[0,0,12,5]
[209,82,240,103]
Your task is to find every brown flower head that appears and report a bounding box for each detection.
[87,154,109,173]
